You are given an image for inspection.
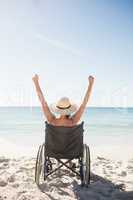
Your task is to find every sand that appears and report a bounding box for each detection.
[0,154,133,200]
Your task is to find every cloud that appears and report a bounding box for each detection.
[35,33,83,57]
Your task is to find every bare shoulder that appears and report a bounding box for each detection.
[47,114,56,124]
[49,118,77,127]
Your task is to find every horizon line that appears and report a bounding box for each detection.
[0,106,133,108]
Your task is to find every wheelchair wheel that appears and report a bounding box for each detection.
[81,144,91,186]
[35,143,45,186]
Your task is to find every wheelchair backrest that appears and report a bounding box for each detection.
[44,121,84,159]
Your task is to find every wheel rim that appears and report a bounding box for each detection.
[35,145,41,184]
[35,143,45,185]
[82,144,90,185]
[86,145,91,184]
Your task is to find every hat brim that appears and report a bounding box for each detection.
[50,103,78,115]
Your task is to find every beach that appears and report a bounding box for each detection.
[1,0,133,198]
[0,153,133,200]
[0,107,133,199]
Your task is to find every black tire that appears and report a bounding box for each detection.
[82,144,91,186]
[35,143,45,186]
[86,145,91,184]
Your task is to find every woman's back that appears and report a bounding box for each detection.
[50,116,76,127]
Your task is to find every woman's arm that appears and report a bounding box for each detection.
[32,74,55,123]
[72,76,95,124]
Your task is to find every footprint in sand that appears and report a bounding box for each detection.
[8,175,15,183]
[11,183,20,188]
[127,165,133,173]
[0,179,8,187]
[0,158,10,163]
[120,171,127,177]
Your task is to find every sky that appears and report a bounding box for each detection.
[0,0,133,107]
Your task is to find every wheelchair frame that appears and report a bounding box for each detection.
[35,143,91,187]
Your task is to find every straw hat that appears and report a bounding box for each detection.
[50,97,78,115]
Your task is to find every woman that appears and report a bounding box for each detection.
[32,74,94,126]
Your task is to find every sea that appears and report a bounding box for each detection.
[0,107,133,157]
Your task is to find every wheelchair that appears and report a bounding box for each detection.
[35,121,91,187]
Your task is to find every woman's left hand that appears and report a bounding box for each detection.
[32,74,39,82]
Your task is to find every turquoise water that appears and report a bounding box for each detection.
[0,107,133,148]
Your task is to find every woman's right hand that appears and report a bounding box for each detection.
[88,75,95,85]
[32,74,39,82]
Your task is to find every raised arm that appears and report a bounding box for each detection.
[32,74,55,123]
[72,76,95,124]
